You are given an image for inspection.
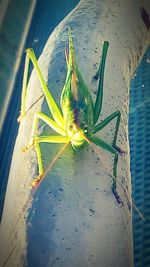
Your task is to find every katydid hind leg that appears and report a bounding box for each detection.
[65,47,69,66]
[91,136,124,205]
[111,153,124,206]
[93,41,109,124]
[21,49,64,127]
[17,53,30,122]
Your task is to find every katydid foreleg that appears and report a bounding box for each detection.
[92,110,124,154]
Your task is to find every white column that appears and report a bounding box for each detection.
[0,0,149,266]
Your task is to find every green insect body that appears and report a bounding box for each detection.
[18,27,124,205]
[60,32,94,148]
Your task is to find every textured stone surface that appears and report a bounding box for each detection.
[0,0,150,266]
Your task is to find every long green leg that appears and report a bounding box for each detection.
[23,112,66,152]
[91,136,123,205]
[65,47,69,66]
[93,111,125,154]
[93,41,109,124]
[18,52,30,122]
[19,49,64,127]
[34,135,69,175]
[92,111,124,151]
[61,28,74,95]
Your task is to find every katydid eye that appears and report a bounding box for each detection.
[82,124,88,132]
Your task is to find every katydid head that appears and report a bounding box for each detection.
[66,120,86,148]
[66,119,92,150]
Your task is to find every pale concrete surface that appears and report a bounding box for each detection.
[0,0,150,266]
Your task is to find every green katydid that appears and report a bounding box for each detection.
[18,27,124,206]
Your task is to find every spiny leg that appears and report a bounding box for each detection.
[34,139,43,176]
[22,112,66,151]
[61,28,75,101]
[18,52,30,122]
[18,48,64,127]
[93,41,109,124]
[32,135,69,188]
[92,111,124,154]
[65,47,69,66]
[34,135,69,175]
[91,136,123,206]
